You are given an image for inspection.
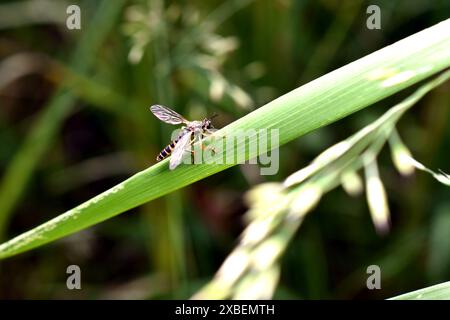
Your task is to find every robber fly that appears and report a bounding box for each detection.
[150,104,216,170]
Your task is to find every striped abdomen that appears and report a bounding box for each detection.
[156,129,195,162]
[156,139,178,161]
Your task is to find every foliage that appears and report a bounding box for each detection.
[0,0,449,299]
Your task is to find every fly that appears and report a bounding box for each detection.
[150,104,216,170]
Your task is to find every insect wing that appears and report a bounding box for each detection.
[169,130,192,170]
[150,105,188,125]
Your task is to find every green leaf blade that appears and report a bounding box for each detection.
[0,19,449,260]
[389,281,450,300]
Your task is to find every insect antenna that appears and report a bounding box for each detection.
[208,112,218,120]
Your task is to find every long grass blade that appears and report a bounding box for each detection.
[0,19,449,259]
[389,281,450,300]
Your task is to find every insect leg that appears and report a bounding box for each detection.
[199,132,217,154]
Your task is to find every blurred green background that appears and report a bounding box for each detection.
[0,0,449,299]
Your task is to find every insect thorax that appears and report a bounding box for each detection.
[188,120,203,130]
